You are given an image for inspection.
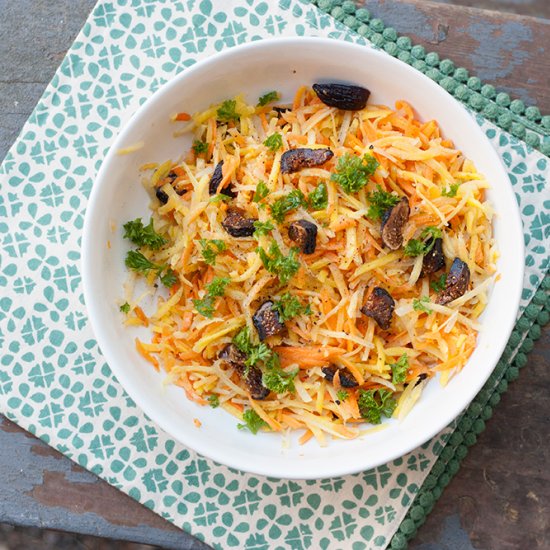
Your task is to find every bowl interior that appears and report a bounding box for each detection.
[83,37,523,479]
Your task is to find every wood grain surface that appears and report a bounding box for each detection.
[0,1,548,549]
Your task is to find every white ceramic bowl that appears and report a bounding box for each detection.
[83,37,524,479]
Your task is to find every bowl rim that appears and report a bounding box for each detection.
[82,36,524,479]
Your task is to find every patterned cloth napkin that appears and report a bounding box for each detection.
[0,1,548,548]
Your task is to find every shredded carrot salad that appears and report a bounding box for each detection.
[120,86,497,445]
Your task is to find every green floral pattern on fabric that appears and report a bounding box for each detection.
[0,1,548,549]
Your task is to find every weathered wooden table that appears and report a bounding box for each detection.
[1,1,548,549]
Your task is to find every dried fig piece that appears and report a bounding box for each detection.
[381,197,409,250]
[361,287,395,330]
[222,207,257,237]
[280,148,334,174]
[421,238,445,276]
[436,258,470,305]
[155,170,188,204]
[208,161,236,197]
[218,344,269,400]
[312,83,370,111]
[253,301,285,341]
[321,365,359,388]
[288,220,318,254]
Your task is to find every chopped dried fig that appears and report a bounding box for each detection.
[436,258,470,305]
[253,301,285,341]
[280,148,334,174]
[361,287,395,330]
[155,170,188,204]
[321,365,359,388]
[312,83,370,111]
[288,220,318,254]
[208,161,236,197]
[421,238,445,276]
[222,207,257,237]
[381,197,409,250]
[218,344,269,400]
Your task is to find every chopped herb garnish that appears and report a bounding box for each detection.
[264,132,283,152]
[199,239,226,266]
[307,182,328,210]
[331,153,379,194]
[253,181,270,202]
[217,99,239,122]
[403,226,443,257]
[430,274,447,293]
[123,218,167,250]
[237,409,267,434]
[257,241,300,285]
[262,368,297,394]
[336,390,349,402]
[245,343,273,368]
[413,295,433,314]
[257,90,280,107]
[160,268,178,288]
[192,140,208,155]
[272,292,309,321]
[125,251,177,288]
[208,394,220,408]
[390,353,409,384]
[120,302,131,314]
[253,220,275,238]
[209,193,231,203]
[270,189,306,223]
[193,277,230,318]
[442,183,460,197]
[232,326,279,371]
[366,185,400,220]
[358,388,397,424]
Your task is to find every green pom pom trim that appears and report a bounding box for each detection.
[309,0,549,155]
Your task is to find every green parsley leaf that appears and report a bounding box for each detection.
[206,276,231,297]
[233,326,253,355]
[253,220,275,239]
[237,409,267,434]
[217,99,239,122]
[442,183,460,197]
[307,182,328,210]
[123,218,167,250]
[208,394,220,408]
[245,343,272,368]
[336,390,349,402]
[430,274,447,293]
[193,277,231,318]
[404,226,443,257]
[358,389,397,424]
[270,190,306,223]
[160,268,178,288]
[253,181,270,202]
[192,140,208,155]
[120,302,131,314]
[390,353,409,385]
[193,295,216,318]
[403,239,425,257]
[272,292,309,322]
[264,132,283,152]
[331,153,379,194]
[257,241,300,285]
[366,185,400,220]
[257,90,280,107]
[232,326,279,372]
[125,250,160,273]
[262,368,297,394]
[413,295,433,314]
[209,193,231,203]
[199,239,227,266]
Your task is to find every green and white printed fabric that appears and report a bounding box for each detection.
[0,0,548,548]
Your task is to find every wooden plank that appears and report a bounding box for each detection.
[360,0,550,114]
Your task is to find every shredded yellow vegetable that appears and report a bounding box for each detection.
[121,87,496,445]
